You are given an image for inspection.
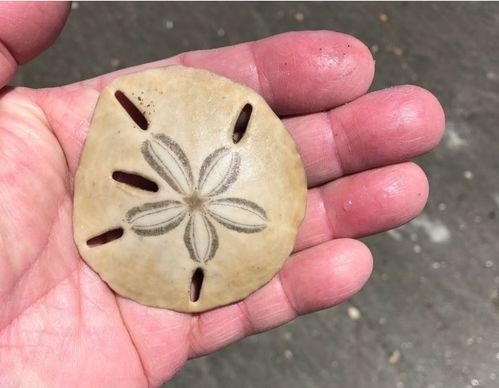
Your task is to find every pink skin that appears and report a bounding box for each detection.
[0,2,70,85]
[0,3,445,387]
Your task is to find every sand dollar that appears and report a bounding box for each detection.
[73,66,307,312]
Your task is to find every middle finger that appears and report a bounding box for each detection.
[285,85,445,187]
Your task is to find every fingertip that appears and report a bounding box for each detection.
[319,31,375,103]
[322,162,430,239]
[321,238,373,300]
[389,84,446,150]
[253,30,375,114]
[376,161,430,224]
[411,85,446,148]
[337,238,374,284]
[378,161,430,219]
[402,161,430,217]
[282,239,374,315]
[330,84,445,176]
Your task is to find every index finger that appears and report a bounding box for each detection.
[81,30,375,116]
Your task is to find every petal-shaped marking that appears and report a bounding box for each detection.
[184,213,219,263]
[198,147,241,197]
[207,197,267,233]
[142,134,193,195]
[127,200,186,236]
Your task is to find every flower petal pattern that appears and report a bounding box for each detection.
[198,147,241,197]
[184,212,219,263]
[127,200,186,236]
[142,134,193,195]
[126,134,268,264]
[207,197,267,233]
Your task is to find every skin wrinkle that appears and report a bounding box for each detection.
[6,89,50,126]
[89,286,150,386]
[1,90,71,187]
[186,271,300,360]
[318,39,373,94]
[3,266,150,387]
[330,254,364,295]
[0,226,7,290]
[396,100,422,129]
[189,312,239,357]
[34,86,98,176]
[74,259,84,336]
[323,110,345,179]
[114,298,192,386]
[292,191,324,252]
[248,41,273,105]
[200,310,246,351]
[403,135,426,145]
[114,298,151,388]
[317,185,336,242]
[0,195,69,326]
[236,300,257,336]
[277,271,300,316]
[187,314,206,358]
[175,52,187,68]
[335,115,360,174]
[258,295,294,326]
[243,284,290,334]
[0,263,82,337]
[0,95,72,323]
[318,49,357,79]
[1,127,44,177]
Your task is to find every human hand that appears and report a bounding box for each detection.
[0,3,445,387]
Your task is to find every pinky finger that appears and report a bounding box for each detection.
[187,238,373,358]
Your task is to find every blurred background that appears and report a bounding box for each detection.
[13,2,499,387]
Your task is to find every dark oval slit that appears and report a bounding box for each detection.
[114,90,148,130]
[232,103,252,144]
[190,268,204,303]
[86,228,124,247]
[112,171,159,192]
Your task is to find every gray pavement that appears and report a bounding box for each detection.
[13,2,499,388]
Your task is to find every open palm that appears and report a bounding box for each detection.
[0,4,444,387]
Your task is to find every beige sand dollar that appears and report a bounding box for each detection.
[73,66,306,312]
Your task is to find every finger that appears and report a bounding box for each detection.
[0,2,70,87]
[116,238,372,383]
[80,30,375,115]
[186,238,372,358]
[39,30,374,173]
[286,85,445,187]
[114,237,371,384]
[294,162,428,252]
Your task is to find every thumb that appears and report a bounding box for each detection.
[0,1,70,88]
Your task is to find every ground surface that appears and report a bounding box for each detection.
[13,2,499,388]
